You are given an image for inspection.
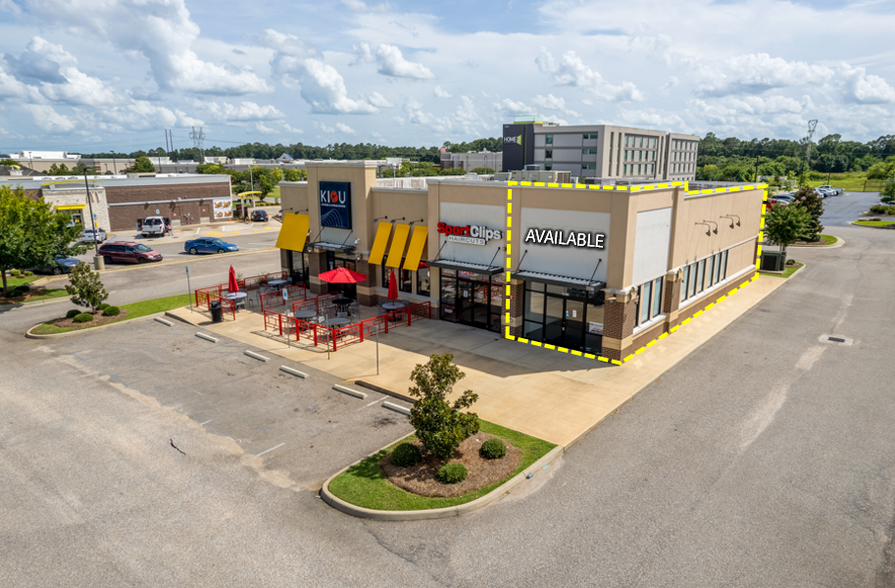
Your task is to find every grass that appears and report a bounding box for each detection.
[1,275,68,305]
[30,293,192,334]
[807,177,884,192]
[854,220,895,228]
[4,275,40,288]
[759,261,803,278]
[328,420,556,511]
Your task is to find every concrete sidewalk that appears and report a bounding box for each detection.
[169,273,787,447]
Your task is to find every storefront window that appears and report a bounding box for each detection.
[417,265,430,297]
[400,267,413,293]
[523,281,602,353]
[697,259,706,293]
[681,266,690,303]
[290,250,309,286]
[652,276,663,316]
[639,281,652,325]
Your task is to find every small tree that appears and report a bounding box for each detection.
[791,185,824,241]
[408,353,479,462]
[470,167,496,175]
[880,175,895,205]
[127,156,156,173]
[765,203,811,253]
[65,262,108,312]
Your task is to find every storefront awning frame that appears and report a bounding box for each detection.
[427,259,503,275]
[512,269,606,291]
[308,241,356,253]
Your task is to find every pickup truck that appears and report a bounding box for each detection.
[136,216,171,237]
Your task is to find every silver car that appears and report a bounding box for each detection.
[80,228,107,242]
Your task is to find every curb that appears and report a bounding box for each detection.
[195,332,219,343]
[355,380,414,403]
[25,311,168,339]
[333,384,367,399]
[788,235,845,249]
[319,444,565,521]
[244,350,269,362]
[382,401,410,416]
[280,365,308,378]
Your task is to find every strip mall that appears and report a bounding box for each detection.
[276,161,763,362]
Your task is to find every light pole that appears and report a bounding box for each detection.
[83,171,102,270]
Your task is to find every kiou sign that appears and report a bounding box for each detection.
[524,228,605,249]
[319,181,352,230]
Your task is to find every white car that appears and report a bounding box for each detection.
[80,228,107,242]
[817,184,843,195]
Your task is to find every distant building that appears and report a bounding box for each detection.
[502,118,699,182]
[440,150,502,172]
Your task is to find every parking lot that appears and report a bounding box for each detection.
[41,317,414,489]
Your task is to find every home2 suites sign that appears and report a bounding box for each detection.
[524,228,606,249]
[437,222,502,246]
[319,181,352,230]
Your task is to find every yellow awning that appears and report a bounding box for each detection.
[275,213,310,252]
[368,222,392,266]
[385,224,411,268]
[55,204,86,210]
[403,226,428,271]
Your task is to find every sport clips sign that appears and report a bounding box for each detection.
[524,228,606,249]
[437,222,502,246]
[319,181,352,230]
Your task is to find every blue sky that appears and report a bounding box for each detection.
[1,0,894,154]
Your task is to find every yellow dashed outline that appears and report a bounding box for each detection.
[501,181,767,365]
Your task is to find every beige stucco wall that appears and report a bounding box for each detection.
[44,187,110,231]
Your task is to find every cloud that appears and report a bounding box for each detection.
[17,0,271,96]
[536,48,644,102]
[336,122,356,134]
[532,94,564,111]
[201,101,285,122]
[341,0,390,11]
[433,85,452,98]
[374,44,434,79]
[403,97,452,133]
[368,91,394,108]
[23,104,76,132]
[495,98,533,115]
[696,53,833,97]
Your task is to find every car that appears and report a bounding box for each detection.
[273,209,283,221]
[184,238,239,255]
[80,228,107,243]
[30,256,82,275]
[98,241,163,264]
[251,210,269,222]
[769,194,794,206]
[814,188,832,199]
[818,184,843,195]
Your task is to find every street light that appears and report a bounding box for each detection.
[82,171,103,269]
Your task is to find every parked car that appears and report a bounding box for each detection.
[184,238,239,255]
[251,210,269,222]
[769,194,794,206]
[814,188,832,199]
[30,256,82,275]
[80,228,107,243]
[273,209,283,221]
[98,241,163,264]
[136,216,171,237]
[817,184,843,195]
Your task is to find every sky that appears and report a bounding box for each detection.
[1,0,894,155]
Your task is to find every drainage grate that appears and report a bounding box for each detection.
[819,334,856,346]
[828,337,846,343]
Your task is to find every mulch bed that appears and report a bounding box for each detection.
[380,432,522,498]
[0,287,59,304]
[52,309,129,329]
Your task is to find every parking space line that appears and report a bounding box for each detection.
[257,443,285,457]
[200,419,212,425]
[358,396,386,410]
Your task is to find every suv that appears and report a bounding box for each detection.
[251,210,269,222]
[98,241,163,264]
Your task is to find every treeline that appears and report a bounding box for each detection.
[697,132,895,182]
[82,138,503,164]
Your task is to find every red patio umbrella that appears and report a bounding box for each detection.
[317,267,367,284]
[387,269,399,301]
[228,265,239,293]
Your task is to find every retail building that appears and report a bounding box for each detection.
[502,118,699,182]
[276,161,761,362]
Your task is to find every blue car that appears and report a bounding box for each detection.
[30,256,82,275]
[184,238,239,255]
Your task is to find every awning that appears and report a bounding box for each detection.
[368,222,392,266]
[385,224,411,268]
[275,213,310,252]
[55,204,86,210]
[513,269,605,290]
[427,259,503,275]
[402,226,428,271]
[308,241,355,252]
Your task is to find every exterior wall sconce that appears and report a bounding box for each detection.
[720,214,740,228]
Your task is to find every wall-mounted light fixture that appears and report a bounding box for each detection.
[702,220,719,234]
[720,214,740,228]
[694,221,713,237]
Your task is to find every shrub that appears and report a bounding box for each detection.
[10,269,21,277]
[391,443,422,467]
[786,259,796,266]
[73,313,94,323]
[436,463,468,484]
[66,309,81,319]
[102,305,120,317]
[24,271,33,276]
[869,205,888,214]
[97,303,110,311]
[480,437,507,460]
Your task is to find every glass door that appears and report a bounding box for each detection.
[563,298,585,350]
[457,279,474,324]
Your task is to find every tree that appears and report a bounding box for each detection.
[0,186,85,297]
[127,156,156,173]
[880,176,895,205]
[65,262,108,312]
[0,159,20,166]
[765,203,811,253]
[407,353,480,462]
[470,167,496,175]
[438,167,467,176]
[791,186,824,240]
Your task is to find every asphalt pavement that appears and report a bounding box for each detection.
[1,191,893,586]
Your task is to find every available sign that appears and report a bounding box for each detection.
[524,228,606,249]
[437,222,502,247]
[319,181,352,230]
